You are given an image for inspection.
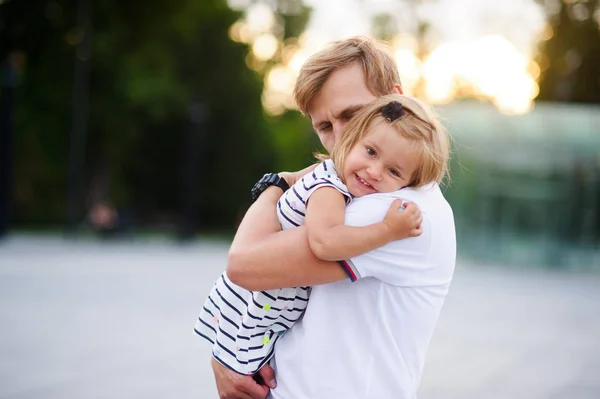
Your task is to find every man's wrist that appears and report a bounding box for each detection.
[249,185,284,208]
[263,185,285,200]
[278,171,295,186]
[251,173,290,202]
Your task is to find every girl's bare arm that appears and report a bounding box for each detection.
[305,187,422,261]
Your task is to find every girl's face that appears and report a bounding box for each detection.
[342,122,419,197]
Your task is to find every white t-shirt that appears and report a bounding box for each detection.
[269,183,456,399]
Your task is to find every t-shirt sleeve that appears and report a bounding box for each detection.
[300,159,352,204]
[337,194,434,287]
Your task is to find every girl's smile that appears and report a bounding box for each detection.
[355,174,375,191]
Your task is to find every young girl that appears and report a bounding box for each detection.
[194,93,450,375]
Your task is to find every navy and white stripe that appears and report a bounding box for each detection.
[194,159,351,375]
[277,159,351,230]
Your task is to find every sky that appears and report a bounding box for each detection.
[303,0,546,56]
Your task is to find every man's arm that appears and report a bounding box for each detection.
[226,186,348,291]
[211,358,275,399]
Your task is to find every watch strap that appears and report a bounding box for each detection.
[251,173,290,202]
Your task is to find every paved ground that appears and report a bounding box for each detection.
[1,236,599,399]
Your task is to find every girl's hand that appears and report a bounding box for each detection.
[383,200,423,240]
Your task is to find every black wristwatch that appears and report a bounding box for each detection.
[251,173,290,202]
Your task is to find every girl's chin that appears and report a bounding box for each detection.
[348,188,361,197]
[349,175,375,197]
[346,181,362,198]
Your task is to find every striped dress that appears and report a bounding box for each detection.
[194,159,351,374]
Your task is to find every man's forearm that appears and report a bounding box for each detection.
[230,186,283,248]
[227,187,347,291]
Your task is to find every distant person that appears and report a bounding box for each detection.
[205,37,456,399]
[88,200,132,238]
[195,94,447,375]
[89,201,119,236]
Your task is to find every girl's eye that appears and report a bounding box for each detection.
[366,147,376,157]
[389,169,401,178]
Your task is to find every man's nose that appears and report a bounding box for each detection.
[332,120,347,139]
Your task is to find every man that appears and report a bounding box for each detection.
[208,36,456,399]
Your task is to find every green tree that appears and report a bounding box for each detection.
[1,0,310,230]
[536,0,600,103]
[245,0,317,174]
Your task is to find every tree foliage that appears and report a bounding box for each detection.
[536,0,600,103]
[0,0,314,230]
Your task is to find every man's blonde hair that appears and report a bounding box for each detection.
[294,36,402,116]
[331,94,450,188]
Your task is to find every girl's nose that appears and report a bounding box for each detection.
[367,163,383,181]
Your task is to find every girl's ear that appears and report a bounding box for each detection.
[392,84,403,95]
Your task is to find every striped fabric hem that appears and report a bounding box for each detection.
[338,259,361,282]
[211,333,281,376]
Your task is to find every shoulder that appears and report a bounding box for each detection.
[345,183,453,225]
[350,183,449,211]
[310,159,341,180]
[298,159,350,200]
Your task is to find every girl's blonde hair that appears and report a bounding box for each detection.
[294,36,401,116]
[329,94,450,188]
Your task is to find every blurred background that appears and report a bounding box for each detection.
[0,0,599,398]
[0,0,599,267]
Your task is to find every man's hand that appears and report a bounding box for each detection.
[211,358,276,399]
[279,163,319,187]
[383,200,423,240]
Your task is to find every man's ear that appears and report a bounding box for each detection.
[392,83,403,95]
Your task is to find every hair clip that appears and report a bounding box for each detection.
[381,101,404,121]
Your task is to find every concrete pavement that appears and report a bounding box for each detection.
[1,236,599,399]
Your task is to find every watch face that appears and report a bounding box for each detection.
[251,181,267,202]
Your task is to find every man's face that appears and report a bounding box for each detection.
[308,62,377,153]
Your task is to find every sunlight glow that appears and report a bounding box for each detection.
[258,32,540,116]
[262,91,287,115]
[422,43,463,103]
[229,21,253,43]
[263,66,297,115]
[395,48,421,96]
[226,0,548,116]
[252,34,279,61]
[246,3,275,33]
[288,50,309,74]
[267,66,295,93]
[420,36,537,113]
